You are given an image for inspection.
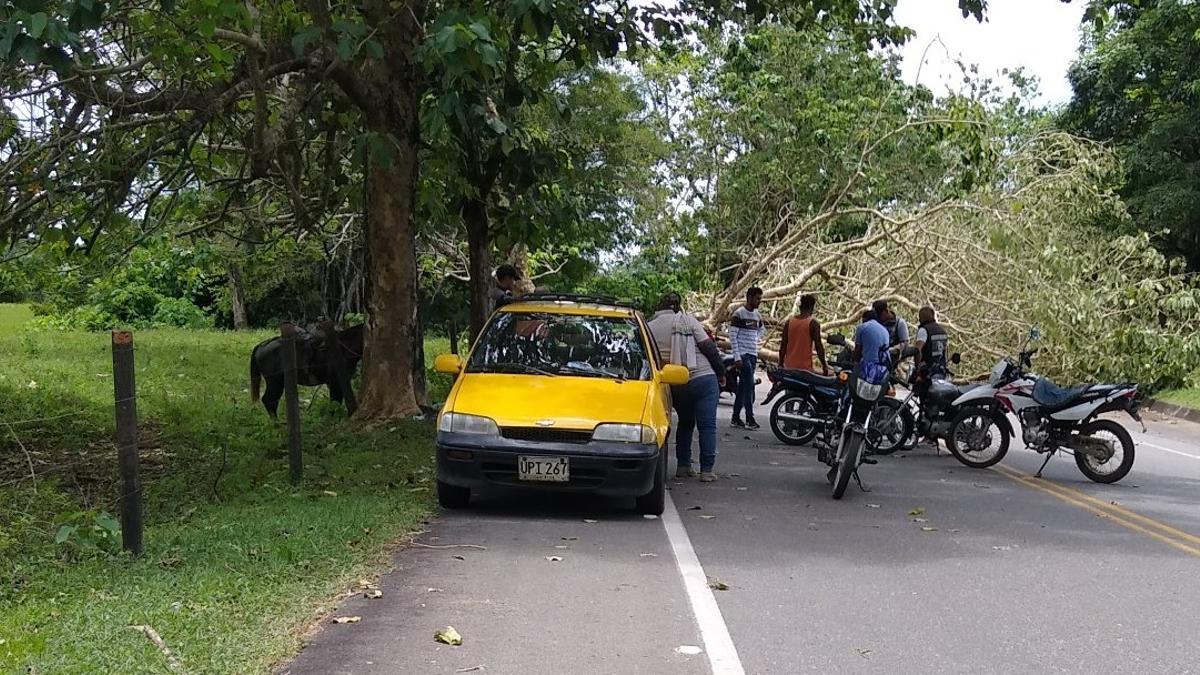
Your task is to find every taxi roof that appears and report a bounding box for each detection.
[500,293,638,318]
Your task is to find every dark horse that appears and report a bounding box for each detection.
[250,324,364,419]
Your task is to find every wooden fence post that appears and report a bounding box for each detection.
[280,322,303,484]
[319,319,357,416]
[111,330,143,556]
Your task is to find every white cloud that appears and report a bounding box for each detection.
[894,0,1086,104]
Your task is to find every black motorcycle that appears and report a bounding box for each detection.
[763,335,911,455]
[819,345,917,499]
[882,353,982,452]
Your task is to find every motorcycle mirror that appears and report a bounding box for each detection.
[827,333,847,346]
[950,353,961,364]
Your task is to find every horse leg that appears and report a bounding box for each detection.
[262,376,284,422]
[328,378,343,405]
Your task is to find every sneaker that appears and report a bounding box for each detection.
[676,465,697,479]
[730,418,746,428]
[746,419,761,430]
[699,472,717,483]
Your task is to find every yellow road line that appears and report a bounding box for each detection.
[992,465,1200,559]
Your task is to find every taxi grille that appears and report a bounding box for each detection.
[501,427,593,444]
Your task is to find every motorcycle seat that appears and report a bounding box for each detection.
[1032,378,1092,407]
[776,368,839,388]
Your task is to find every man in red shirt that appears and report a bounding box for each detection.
[778,294,828,374]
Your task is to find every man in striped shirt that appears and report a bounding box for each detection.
[729,286,765,429]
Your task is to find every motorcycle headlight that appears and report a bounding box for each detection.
[592,423,656,444]
[854,379,884,401]
[438,413,500,436]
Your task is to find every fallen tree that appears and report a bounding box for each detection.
[702,130,1200,388]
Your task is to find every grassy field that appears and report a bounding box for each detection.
[0,304,444,673]
[1155,387,1200,411]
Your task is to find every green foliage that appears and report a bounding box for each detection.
[1063,0,1200,269]
[53,510,123,559]
[27,238,216,330]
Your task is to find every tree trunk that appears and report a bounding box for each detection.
[465,197,491,343]
[227,263,249,330]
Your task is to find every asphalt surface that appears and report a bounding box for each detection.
[283,387,1200,675]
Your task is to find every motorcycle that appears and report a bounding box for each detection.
[763,335,911,455]
[821,344,918,499]
[883,353,983,452]
[945,330,1143,483]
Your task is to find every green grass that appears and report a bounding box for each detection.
[1155,387,1200,411]
[0,304,442,673]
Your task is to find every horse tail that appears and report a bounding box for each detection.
[250,345,262,403]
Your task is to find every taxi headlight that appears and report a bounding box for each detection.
[592,423,656,444]
[438,413,500,436]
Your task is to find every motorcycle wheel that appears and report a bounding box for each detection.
[1073,419,1135,484]
[770,395,820,446]
[868,398,913,456]
[832,429,864,500]
[947,408,1010,469]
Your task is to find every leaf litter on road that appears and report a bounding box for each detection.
[434,626,463,646]
[332,616,361,624]
[676,645,703,655]
[908,507,926,517]
[866,503,880,509]
[364,589,383,599]
[707,577,730,591]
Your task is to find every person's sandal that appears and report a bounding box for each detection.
[699,472,717,483]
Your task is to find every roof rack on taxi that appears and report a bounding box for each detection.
[516,292,638,309]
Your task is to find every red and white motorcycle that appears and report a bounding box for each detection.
[945,336,1143,484]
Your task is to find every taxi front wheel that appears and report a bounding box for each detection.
[635,450,666,516]
[438,480,471,509]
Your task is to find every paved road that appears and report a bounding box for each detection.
[284,391,1200,675]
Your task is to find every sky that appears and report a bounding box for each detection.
[894,0,1087,105]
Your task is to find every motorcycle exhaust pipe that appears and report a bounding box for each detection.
[774,411,824,425]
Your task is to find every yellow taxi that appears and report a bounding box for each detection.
[433,293,689,514]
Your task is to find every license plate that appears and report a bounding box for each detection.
[518,456,569,482]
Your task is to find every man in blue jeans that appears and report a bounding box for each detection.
[729,287,765,429]
[647,293,726,482]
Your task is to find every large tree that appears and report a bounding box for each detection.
[1063,0,1200,269]
[1,0,989,419]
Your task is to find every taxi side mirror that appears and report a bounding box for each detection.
[434,354,464,374]
[660,364,690,386]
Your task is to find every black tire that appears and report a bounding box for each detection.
[437,480,470,509]
[1073,419,1135,484]
[770,395,820,446]
[947,408,1010,469]
[868,398,913,456]
[832,430,864,500]
[636,450,667,515]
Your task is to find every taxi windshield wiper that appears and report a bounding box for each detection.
[560,362,626,381]
[483,362,556,376]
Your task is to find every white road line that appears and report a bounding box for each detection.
[1140,440,1200,461]
[662,495,745,675]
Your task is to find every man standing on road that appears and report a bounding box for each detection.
[729,287,765,429]
[779,293,828,374]
[913,306,949,379]
[854,304,891,367]
[874,298,910,348]
[648,292,726,483]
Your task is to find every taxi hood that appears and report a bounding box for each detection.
[448,373,651,430]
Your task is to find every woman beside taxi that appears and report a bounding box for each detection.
[646,292,726,482]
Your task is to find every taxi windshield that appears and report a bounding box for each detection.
[467,312,651,381]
